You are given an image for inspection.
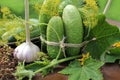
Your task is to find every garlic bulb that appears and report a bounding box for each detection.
[14,42,40,62]
[13,0,40,63]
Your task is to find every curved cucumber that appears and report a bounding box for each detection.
[47,16,64,59]
[62,5,83,56]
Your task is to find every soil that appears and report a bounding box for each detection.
[0,45,18,80]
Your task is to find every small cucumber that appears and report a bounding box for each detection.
[47,16,64,59]
[39,0,61,52]
[62,5,83,56]
[39,0,61,37]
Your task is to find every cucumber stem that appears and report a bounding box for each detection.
[103,0,112,14]
[25,0,30,43]
[34,55,82,74]
[55,48,62,60]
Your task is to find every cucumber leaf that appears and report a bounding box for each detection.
[101,53,120,63]
[85,14,120,59]
[59,58,104,80]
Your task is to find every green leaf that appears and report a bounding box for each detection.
[101,53,120,63]
[85,14,120,59]
[60,58,104,80]
[25,61,47,71]
[109,47,120,55]
[25,60,50,76]
[14,62,35,80]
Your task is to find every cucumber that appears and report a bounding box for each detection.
[58,0,71,16]
[47,16,64,59]
[39,0,61,52]
[62,5,83,56]
[39,0,61,37]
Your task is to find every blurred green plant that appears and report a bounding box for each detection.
[0,6,40,45]
[0,0,44,18]
[99,0,120,21]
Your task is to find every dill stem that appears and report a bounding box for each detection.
[25,0,30,43]
[103,0,112,14]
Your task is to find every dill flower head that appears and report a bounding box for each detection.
[85,0,98,12]
[1,7,15,19]
[34,2,42,14]
[1,7,11,15]
[40,0,60,16]
[81,0,98,28]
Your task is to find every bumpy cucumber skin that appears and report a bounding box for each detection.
[62,5,83,56]
[47,16,64,59]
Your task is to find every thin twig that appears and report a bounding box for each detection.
[103,0,112,14]
[40,36,96,48]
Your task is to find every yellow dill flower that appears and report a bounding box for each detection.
[34,3,42,14]
[81,0,98,28]
[1,7,11,15]
[85,0,98,12]
[1,7,15,19]
[112,42,120,47]
[79,52,90,65]
[40,0,60,16]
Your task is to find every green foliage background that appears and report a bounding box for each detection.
[0,0,120,21]
[0,0,44,18]
[99,0,120,21]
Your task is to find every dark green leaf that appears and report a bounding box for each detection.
[25,60,50,76]
[101,53,120,63]
[85,14,120,59]
[25,62,46,71]
[60,58,104,80]
[25,60,49,71]
[109,47,120,55]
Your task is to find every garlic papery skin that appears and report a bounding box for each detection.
[14,42,40,63]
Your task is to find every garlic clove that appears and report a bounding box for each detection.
[14,42,40,62]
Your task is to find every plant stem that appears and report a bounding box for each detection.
[34,55,82,74]
[25,0,30,43]
[55,48,62,60]
[103,0,112,14]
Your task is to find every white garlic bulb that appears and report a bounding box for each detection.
[14,42,40,62]
[14,0,40,63]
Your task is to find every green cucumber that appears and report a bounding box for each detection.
[58,0,71,16]
[47,16,64,59]
[62,5,83,56]
[39,0,61,52]
[39,0,61,37]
